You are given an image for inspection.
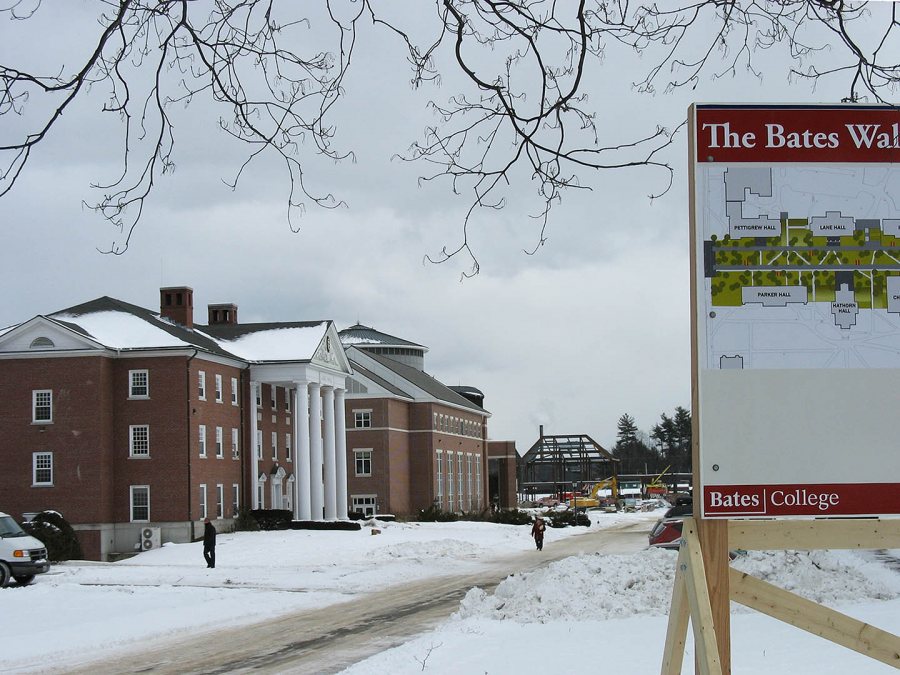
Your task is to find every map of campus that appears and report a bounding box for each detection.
[699,165,900,370]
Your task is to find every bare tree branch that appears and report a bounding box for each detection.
[1,1,898,271]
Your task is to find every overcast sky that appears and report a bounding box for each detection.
[0,2,881,452]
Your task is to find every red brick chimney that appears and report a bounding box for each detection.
[160,286,194,328]
[208,303,238,326]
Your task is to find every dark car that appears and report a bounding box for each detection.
[648,499,693,549]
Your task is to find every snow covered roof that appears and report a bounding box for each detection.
[27,295,332,364]
[339,324,426,351]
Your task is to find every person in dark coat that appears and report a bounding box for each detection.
[531,516,546,551]
[203,517,217,568]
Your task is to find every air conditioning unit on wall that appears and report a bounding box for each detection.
[140,527,161,551]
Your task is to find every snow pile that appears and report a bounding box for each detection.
[368,539,488,562]
[454,548,900,625]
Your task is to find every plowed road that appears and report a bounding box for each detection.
[69,520,653,675]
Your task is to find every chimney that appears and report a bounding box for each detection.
[160,286,194,328]
[208,303,238,326]
[539,424,544,439]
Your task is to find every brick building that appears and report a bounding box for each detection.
[0,287,352,560]
[0,290,517,560]
[339,324,495,516]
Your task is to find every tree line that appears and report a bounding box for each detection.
[612,408,691,477]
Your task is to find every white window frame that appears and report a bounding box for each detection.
[354,449,373,477]
[436,450,443,500]
[216,484,224,519]
[476,454,482,504]
[271,385,277,410]
[351,494,377,517]
[33,451,53,486]
[256,430,263,459]
[353,409,372,429]
[32,389,52,424]
[285,433,292,462]
[457,451,464,511]
[130,485,150,522]
[256,482,265,509]
[231,427,239,459]
[198,371,207,401]
[466,453,473,511]
[255,385,261,408]
[198,424,207,458]
[199,483,208,519]
[231,377,239,406]
[130,424,150,457]
[271,431,278,460]
[232,483,240,516]
[215,426,224,458]
[447,452,454,503]
[214,374,223,403]
[128,370,149,399]
[285,390,291,412]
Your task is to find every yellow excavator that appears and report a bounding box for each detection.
[569,477,618,509]
[646,465,671,497]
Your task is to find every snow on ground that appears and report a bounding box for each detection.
[3,508,900,674]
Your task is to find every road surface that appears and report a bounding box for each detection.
[69,519,653,675]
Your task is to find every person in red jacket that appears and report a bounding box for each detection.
[531,516,546,551]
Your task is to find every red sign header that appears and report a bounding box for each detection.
[695,105,900,163]
[703,482,900,518]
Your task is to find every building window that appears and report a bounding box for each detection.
[433,413,438,430]
[436,450,443,500]
[232,483,240,516]
[231,428,239,459]
[256,482,265,509]
[198,371,206,400]
[354,410,372,428]
[466,453,473,511]
[285,390,291,412]
[351,495,377,517]
[130,486,150,522]
[215,426,224,458]
[285,433,292,462]
[33,452,53,486]
[354,449,373,477]
[447,453,454,504]
[129,370,149,398]
[255,385,261,408]
[215,374,223,403]
[130,425,150,457]
[256,430,262,459]
[271,431,278,460]
[271,386,277,410]
[32,390,52,424]
[457,452,464,511]
[199,484,207,519]
[216,484,224,519]
[29,336,54,349]
[198,425,207,457]
[231,377,239,406]
[476,454,482,504]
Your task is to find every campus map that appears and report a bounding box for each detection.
[699,165,900,370]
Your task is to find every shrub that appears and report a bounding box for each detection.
[417,505,458,522]
[249,509,293,530]
[22,511,83,561]
[233,507,260,532]
[491,509,533,526]
[548,510,591,528]
[290,520,361,531]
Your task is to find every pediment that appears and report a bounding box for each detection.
[311,322,352,374]
[0,316,106,354]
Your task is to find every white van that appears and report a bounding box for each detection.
[0,512,50,586]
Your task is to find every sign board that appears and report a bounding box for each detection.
[691,104,900,518]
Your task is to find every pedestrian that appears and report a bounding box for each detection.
[531,516,546,551]
[203,517,216,568]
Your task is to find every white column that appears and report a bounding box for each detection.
[335,388,348,519]
[322,386,337,520]
[294,383,311,520]
[250,381,260,508]
[308,382,324,520]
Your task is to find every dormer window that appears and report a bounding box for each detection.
[29,337,54,349]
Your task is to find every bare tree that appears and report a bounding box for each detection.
[1,1,898,273]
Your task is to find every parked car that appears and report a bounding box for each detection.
[648,499,693,550]
[0,512,50,586]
